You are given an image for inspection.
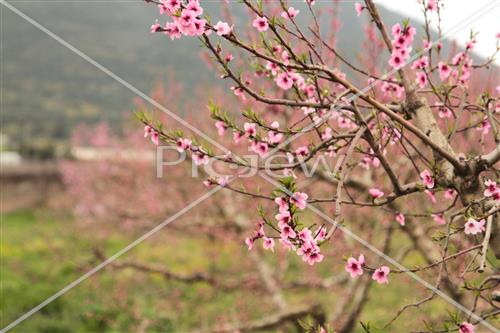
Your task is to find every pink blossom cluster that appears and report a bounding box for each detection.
[459,322,475,333]
[484,179,500,201]
[215,117,290,160]
[246,191,330,266]
[143,125,210,166]
[151,0,235,40]
[262,45,319,98]
[388,23,416,70]
[381,79,404,100]
[345,254,391,284]
[448,51,474,86]
[151,0,211,39]
[464,218,485,235]
[143,125,159,145]
[411,56,429,88]
[435,102,453,119]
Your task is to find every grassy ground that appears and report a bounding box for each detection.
[1,208,467,333]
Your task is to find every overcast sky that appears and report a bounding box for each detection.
[379,0,499,64]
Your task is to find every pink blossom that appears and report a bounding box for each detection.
[444,189,456,199]
[281,50,291,65]
[262,237,275,251]
[321,127,333,141]
[345,254,365,278]
[291,192,308,210]
[477,118,491,135]
[302,84,316,98]
[391,23,402,37]
[396,213,405,226]
[281,7,300,20]
[231,86,246,100]
[150,21,161,33]
[252,141,269,157]
[355,2,364,16]
[491,190,500,201]
[369,188,384,199]
[315,226,327,240]
[338,116,354,129]
[484,179,498,197]
[426,0,437,12]
[416,71,427,88]
[298,228,313,242]
[217,176,229,186]
[381,81,404,99]
[266,61,279,76]
[192,151,209,165]
[432,214,446,225]
[425,190,437,204]
[268,131,283,144]
[452,52,466,66]
[233,131,242,143]
[396,45,412,59]
[274,197,289,212]
[402,26,417,41]
[185,0,203,16]
[214,21,232,36]
[275,211,291,227]
[420,169,435,189]
[438,62,451,81]
[144,125,153,138]
[459,322,475,333]
[411,57,429,70]
[179,9,196,27]
[437,103,453,118]
[245,237,254,251]
[423,39,432,50]
[372,266,390,284]
[151,131,159,145]
[276,72,294,90]
[243,122,257,137]
[190,19,207,36]
[215,121,226,136]
[304,250,324,265]
[388,52,405,70]
[464,218,485,235]
[252,16,269,32]
[466,37,477,50]
[224,53,233,62]
[255,222,265,237]
[295,146,309,158]
[176,138,192,152]
[280,225,296,239]
[163,21,182,40]
[296,240,322,265]
[162,0,181,13]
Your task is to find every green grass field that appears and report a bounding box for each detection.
[1,209,471,332]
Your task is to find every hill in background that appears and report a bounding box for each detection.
[1,1,487,148]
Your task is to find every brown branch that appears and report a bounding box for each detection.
[203,304,324,333]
